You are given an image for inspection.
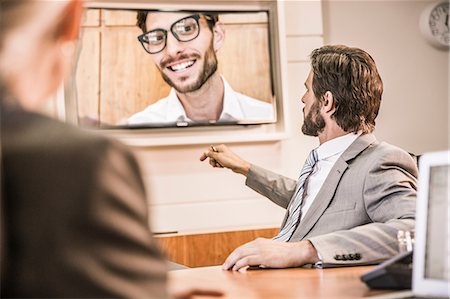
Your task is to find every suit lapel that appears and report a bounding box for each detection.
[340,134,377,162]
[290,133,377,241]
[290,158,348,240]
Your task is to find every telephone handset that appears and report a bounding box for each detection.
[361,250,413,289]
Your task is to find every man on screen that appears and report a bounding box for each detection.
[127,11,274,125]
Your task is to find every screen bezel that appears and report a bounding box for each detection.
[413,150,450,297]
[64,0,290,146]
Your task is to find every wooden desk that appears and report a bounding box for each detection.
[169,265,392,298]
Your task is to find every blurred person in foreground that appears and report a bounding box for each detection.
[0,1,221,298]
[201,45,417,271]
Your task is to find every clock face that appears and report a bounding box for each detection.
[428,2,450,47]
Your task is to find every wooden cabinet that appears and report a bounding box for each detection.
[155,228,278,268]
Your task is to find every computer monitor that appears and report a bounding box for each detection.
[68,1,284,129]
[413,150,449,298]
[63,0,290,146]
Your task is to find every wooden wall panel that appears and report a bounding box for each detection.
[218,23,272,103]
[155,228,279,268]
[82,8,100,27]
[104,9,137,26]
[76,30,100,124]
[100,27,169,125]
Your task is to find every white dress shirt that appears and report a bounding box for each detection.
[300,131,362,221]
[127,76,274,125]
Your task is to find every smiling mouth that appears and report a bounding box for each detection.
[167,60,196,72]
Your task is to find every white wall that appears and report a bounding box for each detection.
[135,0,449,234]
[322,0,449,154]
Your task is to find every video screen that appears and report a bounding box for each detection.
[425,165,449,280]
[74,8,276,128]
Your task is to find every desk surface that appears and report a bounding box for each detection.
[168,265,392,298]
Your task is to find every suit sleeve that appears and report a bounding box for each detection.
[245,164,298,209]
[64,140,168,298]
[308,149,417,265]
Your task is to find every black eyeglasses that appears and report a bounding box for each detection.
[137,14,214,54]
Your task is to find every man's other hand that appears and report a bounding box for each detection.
[222,238,320,271]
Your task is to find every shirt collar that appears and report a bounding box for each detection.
[316,131,362,161]
[219,76,244,121]
[166,89,190,122]
[164,76,245,122]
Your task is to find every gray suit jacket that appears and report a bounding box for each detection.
[1,102,168,298]
[246,134,417,266]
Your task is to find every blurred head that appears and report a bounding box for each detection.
[136,12,224,93]
[0,0,83,111]
[305,45,383,134]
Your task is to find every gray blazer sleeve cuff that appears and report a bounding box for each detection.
[308,218,415,266]
[308,237,383,267]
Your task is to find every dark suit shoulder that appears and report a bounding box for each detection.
[2,107,130,164]
[2,108,140,216]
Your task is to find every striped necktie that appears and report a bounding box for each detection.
[274,149,318,242]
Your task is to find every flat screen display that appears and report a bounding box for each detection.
[74,7,277,129]
[424,165,449,280]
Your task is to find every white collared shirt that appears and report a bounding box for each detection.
[127,76,274,124]
[300,132,362,221]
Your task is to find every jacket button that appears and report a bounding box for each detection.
[334,254,342,260]
[355,253,361,260]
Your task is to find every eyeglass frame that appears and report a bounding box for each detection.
[137,14,215,54]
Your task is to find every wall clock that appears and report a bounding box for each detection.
[420,1,449,50]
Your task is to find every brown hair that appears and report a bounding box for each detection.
[136,11,218,33]
[310,45,383,133]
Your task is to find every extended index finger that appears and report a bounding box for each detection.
[200,152,208,161]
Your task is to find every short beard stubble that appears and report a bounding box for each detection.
[159,39,218,94]
[302,99,326,136]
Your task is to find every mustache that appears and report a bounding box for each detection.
[160,53,201,69]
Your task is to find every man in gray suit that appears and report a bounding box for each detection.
[200,45,417,270]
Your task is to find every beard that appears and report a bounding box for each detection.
[302,100,326,136]
[159,40,218,94]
